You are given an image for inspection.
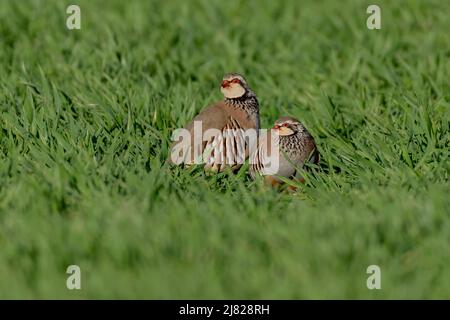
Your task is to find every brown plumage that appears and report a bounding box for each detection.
[250,116,319,186]
[169,73,260,172]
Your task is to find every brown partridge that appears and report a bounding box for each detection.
[169,73,260,172]
[250,116,319,186]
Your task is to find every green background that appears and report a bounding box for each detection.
[0,0,449,298]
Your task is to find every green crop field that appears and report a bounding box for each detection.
[0,0,448,299]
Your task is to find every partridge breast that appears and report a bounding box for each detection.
[250,130,296,179]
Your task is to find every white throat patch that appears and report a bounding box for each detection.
[221,83,246,99]
[277,126,295,136]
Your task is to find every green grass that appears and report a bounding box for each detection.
[0,0,449,299]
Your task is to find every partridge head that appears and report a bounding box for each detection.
[220,73,253,99]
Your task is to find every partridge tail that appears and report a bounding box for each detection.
[310,149,320,166]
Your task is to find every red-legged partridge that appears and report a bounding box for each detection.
[250,116,319,186]
[170,73,260,172]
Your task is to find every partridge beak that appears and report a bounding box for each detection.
[221,80,230,88]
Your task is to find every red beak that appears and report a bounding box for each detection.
[221,80,230,88]
[273,125,280,130]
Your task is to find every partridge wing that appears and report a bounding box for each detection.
[250,130,280,178]
[169,101,229,165]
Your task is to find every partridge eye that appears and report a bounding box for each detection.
[231,78,240,84]
[282,123,289,127]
